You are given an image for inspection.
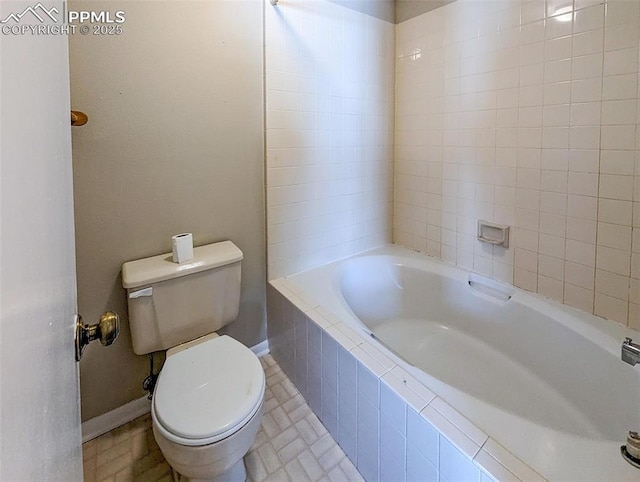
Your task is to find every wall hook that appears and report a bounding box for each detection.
[71,110,88,126]
[270,0,278,5]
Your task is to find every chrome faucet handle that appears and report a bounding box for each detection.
[622,338,640,366]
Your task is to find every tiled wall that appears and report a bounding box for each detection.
[265,0,395,279]
[394,0,640,329]
[267,284,501,482]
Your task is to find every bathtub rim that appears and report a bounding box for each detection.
[297,244,636,362]
[274,243,640,482]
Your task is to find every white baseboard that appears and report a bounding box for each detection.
[81,339,270,443]
[251,339,270,357]
[81,395,151,443]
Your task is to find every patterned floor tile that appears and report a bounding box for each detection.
[82,355,364,482]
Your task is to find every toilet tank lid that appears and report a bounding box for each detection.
[121,240,243,289]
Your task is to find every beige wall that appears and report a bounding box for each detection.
[327,0,456,24]
[395,0,640,329]
[70,0,265,421]
[328,0,394,23]
[395,0,456,23]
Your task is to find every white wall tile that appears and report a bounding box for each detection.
[571,78,603,103]
[391,0,640,328]
[570,102,601,126]
[574,4,605,34]
[565,260,596,289]
[571,53,603,80]
[599,174,634,200]
[602,125,636,150]
[607,0,640,27]
[603,73,638,100]
[604,47,639,76]
[605,21,640,52]
[266,0,393,279]
[595,292,629,323]
[599,199,633,225]
[564,282,595,311]
[545,36,573,61]
[572,29,604,57]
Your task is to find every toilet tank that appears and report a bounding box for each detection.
[121,241,243,355]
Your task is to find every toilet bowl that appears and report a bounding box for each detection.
[151,334,265,482]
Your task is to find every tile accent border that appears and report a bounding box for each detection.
[267,279,547,482]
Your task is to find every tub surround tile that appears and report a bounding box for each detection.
[407,445,438,482]
[380,381,408,436]
[282,289,315,315]
[268,278,289,294]
[306,309,334,330]
[407,408,439,468]
[390,366,437,405]
[482,438,547,482]
[268,283,551,482]
[351,346,392,378]
[394,0,640,330]
[270,284,310,314]
[380,416,407,481]
[356,396,380,482]
[321,331,338,368]
[381,372,431,414]
[356,362,380,407]
[325,325,358,351]
[359,339,397,372]
[337,345,357,385]
[265,0,393,280]
[314,306,344,327]
[440,436,483,482]
[430,397,489,447]
[421,405,482,461]
[279,280,320,312]
[474,449,521,482]
[333,322,370,347]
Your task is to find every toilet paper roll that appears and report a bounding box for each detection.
[172,233,194,264]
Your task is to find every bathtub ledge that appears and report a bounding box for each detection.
[381,371,432,413]
[305,309,334,329]
[473,448,522,482]
[421,404,482,460]
[268,278,549,482]
[390,365,438,405]
[350,345,393,378]
[480,438,546,482]
[430,396,488,447]
[333,320,369,346]
[314,305,344,325]
[271,279,314,314]
[325,324,358,351]
[359,338,397,372]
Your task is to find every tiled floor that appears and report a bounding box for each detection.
[83,355,364,482]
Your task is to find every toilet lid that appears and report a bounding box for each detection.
[153,335,265,444]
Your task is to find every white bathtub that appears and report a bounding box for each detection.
[286,245,640,481]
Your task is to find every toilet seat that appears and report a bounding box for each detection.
[152,335,265,447]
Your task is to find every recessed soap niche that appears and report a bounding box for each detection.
[477,220,509,248]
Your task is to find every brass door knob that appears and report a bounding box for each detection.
[75,311,120,361]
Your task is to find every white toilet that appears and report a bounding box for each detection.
[122,241,265,482]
